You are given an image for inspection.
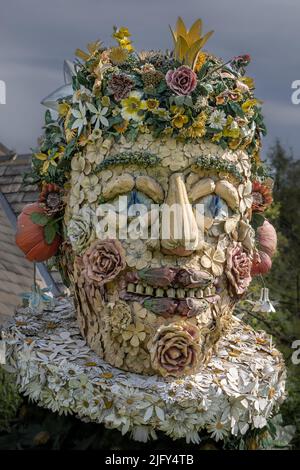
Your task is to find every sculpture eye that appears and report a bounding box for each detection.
[127,190,153,210]
[195,194,230,220]
[108,190,154,214]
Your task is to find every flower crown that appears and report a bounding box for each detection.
[28,17,266,190]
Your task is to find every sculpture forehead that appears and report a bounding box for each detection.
[95,135,251,184]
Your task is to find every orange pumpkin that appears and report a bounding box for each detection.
[16,203,61,262]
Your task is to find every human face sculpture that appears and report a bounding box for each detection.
[67,134,254,377]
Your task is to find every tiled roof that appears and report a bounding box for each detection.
[0,204,41,324]
[0,144,62,326]
[0,152,37,215]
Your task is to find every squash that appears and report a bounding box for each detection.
[16,203,61,262]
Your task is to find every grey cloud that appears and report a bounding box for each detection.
[1,0,300,155]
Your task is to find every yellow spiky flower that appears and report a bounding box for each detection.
[75,41,102,62]
[170,17,214,70]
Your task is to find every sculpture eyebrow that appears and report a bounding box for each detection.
[192,155,244,183]
[94,151,161,173]
[102,174,164,203]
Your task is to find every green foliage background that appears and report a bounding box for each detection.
[0,140,299,449]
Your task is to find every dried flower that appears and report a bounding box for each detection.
[121,91,147,122]
[141,69,164,88]
[257,220,277,257]
[108,73,134,102]
[122,321,147,347]
[109,46,129,65]
[125,240,152,270]
[226,242,252,295]
[148,322,201,377]
[251,250,272,276]
[251,181,273,212]
[82,239,126,286]
[231,54,251,70]
[193,95,209,112]
[39,183,64,216]
[110,301,132,334]
[201,246,226,277]
[208,110,227,130]
[181,112,207,138]
[145,98,160,111]
[67,206,96,254]
[166,65,197,96]
[194,52,207,71]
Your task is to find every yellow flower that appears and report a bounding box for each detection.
[113,27,131,40]
[216,94,226,105]
[139,124,150,133]
[113,120,129,134]
[242,98,259,113]
[119,38,134,52]
[231,88,243,101]
[58,102,70,117]
[92,60,111,95]
[185,112,207,138]
[121,91,146,122]
[65,128,77,143]
[35,146,64,174]
[170,105,185,115]
[170,105,189,128]
[109,46,129,65]
[75,41,101,62]
[162,127,173,137]
[112,26,134,52]
[240,76,255,90]
[101,95,111,107]
[228,138,242,150]
[153,107,169,119]
[170,17,213,69]
[172,114,189,129]
[211,131,223,143]
[194,52,207,72]
[223,116,240,139]
[78,134,90,147]
[146,98,159,110]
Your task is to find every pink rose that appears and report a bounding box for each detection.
[148,322,201,377]
[166,65,197,96]
[82,239,126,286]
[226,242,252,296]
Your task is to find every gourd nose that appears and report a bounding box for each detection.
[160,173,202,256]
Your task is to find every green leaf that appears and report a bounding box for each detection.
[45,110,53,125]
[229,101,245,118]
[44,223,57,245]
[30,212,50,226]
[174,95,185,106]
[252,212,265,231]
[197,61,210,80]
[184,96,194,107]
[156,80,167,94]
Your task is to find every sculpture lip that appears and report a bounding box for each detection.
[125,266,215,289]
[119,290,220,318]
[118,268,220,317]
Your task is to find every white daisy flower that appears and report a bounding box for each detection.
[208,109,227,130]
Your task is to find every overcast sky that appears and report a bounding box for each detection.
[1,0,300,157]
